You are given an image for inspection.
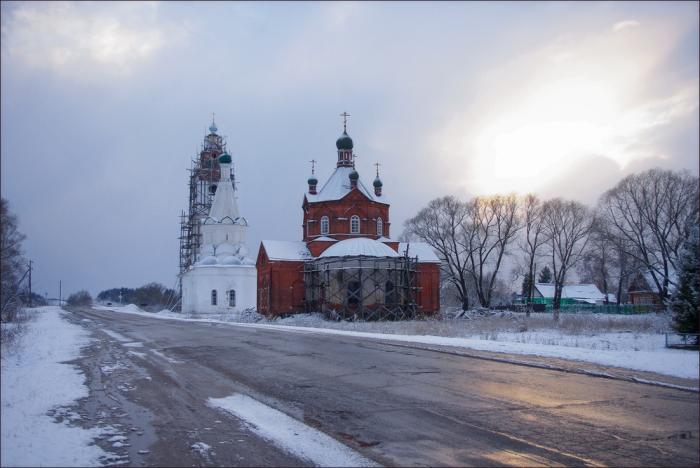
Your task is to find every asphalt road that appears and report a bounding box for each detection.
[68,307,699,467]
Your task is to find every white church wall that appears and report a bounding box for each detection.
[182,265,257,314]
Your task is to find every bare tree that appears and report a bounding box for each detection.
[517,194,548,314]
[598,169,699,303]
[578,216,614,303]
[542,199,593,319]
[403,196,474,311]
[464,194,521,307]
[1,199,26,322]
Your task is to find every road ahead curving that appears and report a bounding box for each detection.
[70,307,699,467]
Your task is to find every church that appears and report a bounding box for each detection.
[256,116,441,319]
[180,130,257,314]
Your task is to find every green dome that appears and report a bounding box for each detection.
[349,170,359,180]
[336,131,354,150]
[373,177,383,187]
[307,175,318,185]
[218,153,232,164]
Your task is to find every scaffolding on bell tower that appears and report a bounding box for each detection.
[178,120,236,296]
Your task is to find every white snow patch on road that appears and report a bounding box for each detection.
[191,441,214,461]
[209,394,376,467]
[101,328,130,342]
[123,341,143,348]
[99,305,699,380]
[150,349,183,364]
[1,307,108,467]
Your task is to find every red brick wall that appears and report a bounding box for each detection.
[256,246,305,316]
[302,190,390,242]
[415,263,440,314]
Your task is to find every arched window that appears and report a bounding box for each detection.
[320,216,329,235]
[377,217,383,237]
[211,290,217,306]
[229,290,236,307]
[350,215,360,234]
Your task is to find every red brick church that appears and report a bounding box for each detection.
[256,116,440,319]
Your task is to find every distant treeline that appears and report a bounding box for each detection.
[97,282,179,310]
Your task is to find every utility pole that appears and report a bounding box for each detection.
[28,260,33,307]
[59,280,62,308]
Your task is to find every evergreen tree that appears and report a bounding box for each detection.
[537,266,552,284]
[671,224,699,334]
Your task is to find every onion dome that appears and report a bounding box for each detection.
[218,152,232,164]
[373,176,383,188]
[349,170,359,181]
[307,175,318,185]
[209,122,218,133]
[336,131,354,150]
[199,256,218,265]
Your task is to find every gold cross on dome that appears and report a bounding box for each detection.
[340,112,350,132]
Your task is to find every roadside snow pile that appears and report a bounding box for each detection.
[1,306,108,467]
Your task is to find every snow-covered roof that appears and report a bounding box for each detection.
[376,236,395,242]
[310,236,336,242]
[305,167,388,204]
[261,240,312,261]
[534,283,606,302]
[398,242,441,263]
[320,237,399,258]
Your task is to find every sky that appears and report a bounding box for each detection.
[1,1,698,298]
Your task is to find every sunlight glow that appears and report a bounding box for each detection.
[439,18,698,196]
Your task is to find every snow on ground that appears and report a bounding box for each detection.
[99,304,699,380]
[209,394,376,467]
[1,306,109,467]
[101,329,130,342]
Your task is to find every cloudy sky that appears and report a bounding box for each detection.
[1,1,698,298]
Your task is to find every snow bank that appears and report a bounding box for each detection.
[1,307,108,467]
[209,394,375,467]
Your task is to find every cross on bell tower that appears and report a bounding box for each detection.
[336,111,354,168]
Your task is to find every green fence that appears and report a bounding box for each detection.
[513,299,659,315]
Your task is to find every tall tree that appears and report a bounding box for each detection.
[599,169,699,303]
[464,194,521,307]
[1,199,27,322]
[542,199,593,320]
[518,194,548,313]
[403,196,473,310]
[578,216,614,303]
[670,222,699,334]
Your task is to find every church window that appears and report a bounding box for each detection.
[229,290,236,307]
[321,216,329,235]
[211,290,217,306]
[350,215,360,234]
[377,218,383,237]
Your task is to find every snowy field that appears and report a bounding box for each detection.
[1,306,109,467]
[96,305,699,380]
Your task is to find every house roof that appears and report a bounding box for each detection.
[260,240,312,261]
[305,166,388,204]
[398,242,441,263]
[534,283,606,303]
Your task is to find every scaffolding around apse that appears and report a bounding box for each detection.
[303,252,420,321]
